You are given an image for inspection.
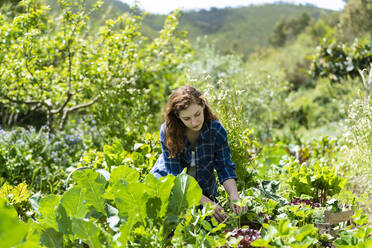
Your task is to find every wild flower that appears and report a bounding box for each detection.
[16,139,25,146]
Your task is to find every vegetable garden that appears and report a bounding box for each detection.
[0,0,371,247]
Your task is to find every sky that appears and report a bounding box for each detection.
[119,0,346,14]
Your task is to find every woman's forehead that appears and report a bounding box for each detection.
[179,103,203,118]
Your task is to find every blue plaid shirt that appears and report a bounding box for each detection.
[150,120,237,197]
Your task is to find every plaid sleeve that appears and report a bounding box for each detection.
[213,122,238,184]
[150,124,181,178]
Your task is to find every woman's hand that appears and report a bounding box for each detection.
[223,179,248,214]
[200,195,227,223]
[212,203,227,223]
[229,196,248,214]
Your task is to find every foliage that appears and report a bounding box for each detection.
[277,204,324,228]
[269,11,312,47]
[172,204,228,247]
[334,225,372,248]
[283,155,346,205]
[0,0,190,143]
[0,197,31,247]
[0,0,105,131]
[225,228,261,248]
[339,0,372,39]
[19,168,203,247]
[308,19,337,44]
[334,209,372,248]
[311,38,372,83]
[91,8,191,146]
[251,219,318,248]
[0,126,85,193]
[342,100,372,167]
[0,182,31,221]
[185,38,245,84]
[338,99,372,209]
[177,3,329,56]
[77,132,161,177]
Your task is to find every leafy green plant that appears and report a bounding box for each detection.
[251,219,318,248]
[0,126,85,193]
[77,133,161,177]
[0,197,34,247]
[311,38,372,83]
[278,204,320,227]
[0,0,190,143]
[17,167,204,247]
[334,225,372,248]
[223,183,284,233]
[284,158,347,205]
[0,182,31,221]
[172,203,228,247]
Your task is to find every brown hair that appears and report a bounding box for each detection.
[164,85,217,158]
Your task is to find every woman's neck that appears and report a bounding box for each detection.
[186,128,200,146]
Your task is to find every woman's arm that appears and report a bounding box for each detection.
[150,124,182,178]
[223,178,247,214]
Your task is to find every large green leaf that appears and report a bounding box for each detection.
[104,167,149,220]
[73,170,106,213]
[108,176,148,221]
[145,173,176,218]
[56,204,72,235]
[0,198,29,248]
[40,228,63,248]
[109,165,140,185]
[293,224,317,242]
[118,214,137,247]
[168,173,202,216]
[18,222,42,248]
[72,218,102,248]
[60,186,88,219]
[163,173,202,237]
[38,195,61,230]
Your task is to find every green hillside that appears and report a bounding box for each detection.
[41,1,333,56]
[176,3,332,55]
[137,3,334,56]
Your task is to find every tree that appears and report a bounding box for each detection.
[340,0,372,39]
[311,38,372,103]
[269,11,312,47]
[0,0,190,139]
[269,16,288,47]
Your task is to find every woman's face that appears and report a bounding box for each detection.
[178,103,204,132]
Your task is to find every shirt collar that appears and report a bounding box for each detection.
[199,121,210,140]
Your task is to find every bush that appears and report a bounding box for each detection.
[0,126,85,193]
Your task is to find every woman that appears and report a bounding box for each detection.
[150,85,245,222]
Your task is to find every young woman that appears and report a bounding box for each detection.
[150,85,246,222]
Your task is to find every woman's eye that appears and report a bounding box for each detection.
[195,113,200,117]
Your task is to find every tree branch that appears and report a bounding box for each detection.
[58,95,100,130]
[51,92,73,114]
[0,96,42,106]
[66,95,100,113]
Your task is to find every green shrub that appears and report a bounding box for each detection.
[0,126,85,193]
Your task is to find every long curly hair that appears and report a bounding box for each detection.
[164,85,217,158]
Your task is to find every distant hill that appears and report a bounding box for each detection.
[176,4,332,55]
[45,0,334,56]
